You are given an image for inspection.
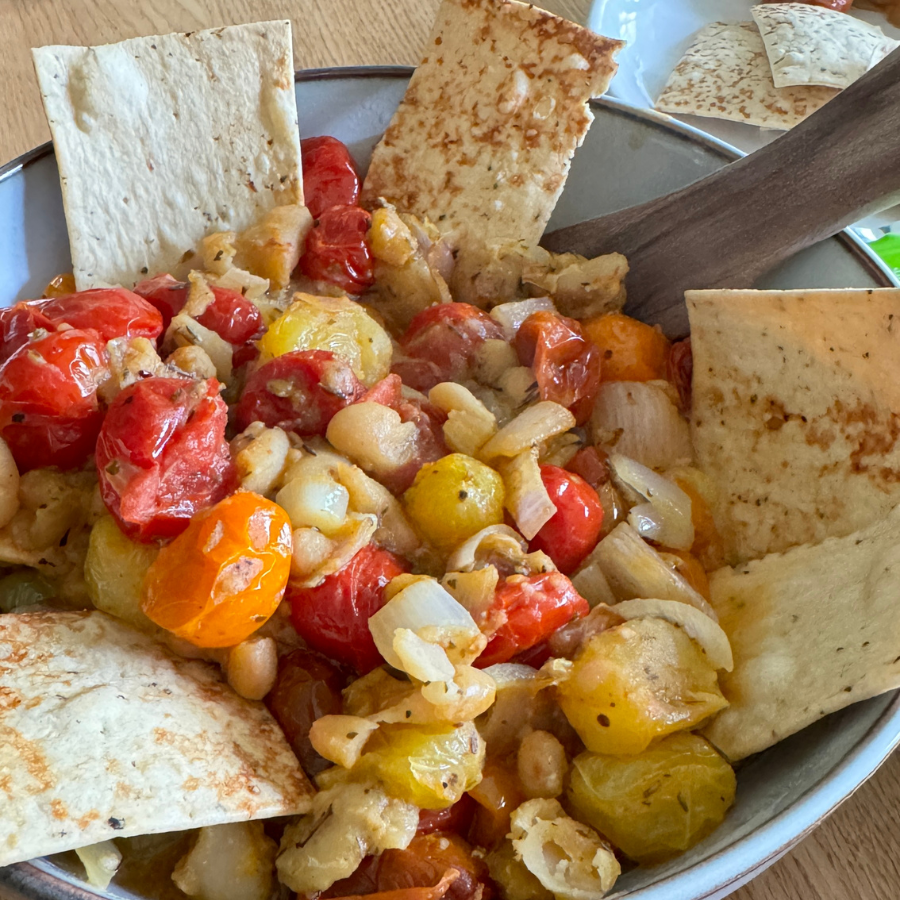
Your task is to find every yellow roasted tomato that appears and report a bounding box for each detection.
[353,722,485,809]
[258,293,392,386]
[142,492,292,648]
[567,733,736,863]
[557,617,727,756]
[403,453,505,553]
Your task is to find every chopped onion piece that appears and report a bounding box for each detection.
[309,715,380,769]
[446,525,527,573]
[613,599,733,671]
[609,454,694,551]
[429,382,498,457]
[480,401,576,460]
[166,313,233,385]
[498,448,557,540]
[75,841,122,890]
[490,297,558,339]
[393,628,456,682]
[570,562,617,608]
[442,566,500,621]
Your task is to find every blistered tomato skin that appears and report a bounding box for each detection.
[95,376,237,542]
[529,466,604,574]
[0,305,57,364]
[301,136,361,218]
[287,544,408,674]
[475,572,590,668]
[581,312,670,384]
[141,492,292,648]
[0,328,108,472]
[235,350,366,437]
[298,205,375,295]
[37,288,164,343]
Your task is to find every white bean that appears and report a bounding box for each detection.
[225,636,278,701]
[517,730,568,799]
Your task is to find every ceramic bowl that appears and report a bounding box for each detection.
[0,67,898,900]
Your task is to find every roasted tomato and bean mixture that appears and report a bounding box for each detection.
[0,137,736,900]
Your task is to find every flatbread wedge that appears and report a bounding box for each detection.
[360,0,623,304]
[0,611,313,866]
[656,22,838,130]
[702,504,900,761]
[33,22,303,291]
[688,288,900,564]
[751,3,898,89]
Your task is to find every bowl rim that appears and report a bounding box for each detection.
[1,64,898,900]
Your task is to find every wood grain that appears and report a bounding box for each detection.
[0,3,898,900]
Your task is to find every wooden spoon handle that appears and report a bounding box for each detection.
[543,46,900,335]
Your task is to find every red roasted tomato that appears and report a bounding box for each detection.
[475,571,590,668]
[133,274,264,345]
[297,205,375,295]
[529,465,604,574]
[0,305,57,364]
[288,543,408,674]
[235,350,366,437]
[38,288,164,343]
[393,303,505,392]
[515,310,602,425]
[95,376,237,542]
[0,329,108,472]
[301,136,361,218]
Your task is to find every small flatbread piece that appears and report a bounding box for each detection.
[689,288,900,564]
[0,611,313,866]
[752,3,898,89]
[33,22,302,290]
[656,22,838,130]
[703,504,900,761]
[361,0,622,303]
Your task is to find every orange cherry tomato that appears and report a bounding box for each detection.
[142,492,292,648]
[582,312,670,383]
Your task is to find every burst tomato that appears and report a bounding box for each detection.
[297,205,375,295]
[287,543,408,673]
[95,376,237,542]
[133,273,264,345]
[0,304,56,364]
[417,795,477,837]
[581,311,670,383]
[301,136,361,218]
[393,303,505,393]
[515,310,601,425]
[529,465,604,574]
[38,288,164,343]
[566,446,610,493]
[0,329,108,471]
[141,492,292,647]
[235,350,366,436]
[475,571,590,668]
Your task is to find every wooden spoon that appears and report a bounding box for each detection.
[541,47,900,336]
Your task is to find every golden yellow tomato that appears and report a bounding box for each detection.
[557,617,728,756]
[403,454,505,553]
[567,733,736,863]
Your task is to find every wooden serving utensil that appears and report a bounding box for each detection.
[542,47,900,336]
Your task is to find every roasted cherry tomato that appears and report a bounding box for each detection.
[0,328,108,472]
[475,571,590,668]
[38,288,164,343]
[393,303,505,393]
[288,543,408,673]
[297,204,375,295]
[515,310,601,425]
[42,273,76,299]
[0,304,56,364]
[529,465,604,574]
[581,312,670,383]
[141,492,292,647]
[266,649,348,777]
[235,350,366,436]
[668,337,692,411]
[566,446,610,494]
[134,273,265,345]
[95,376,237,542]
[417,795,477,837]
[301,136,361,218]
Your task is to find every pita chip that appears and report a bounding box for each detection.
[0,611,313,866]
[656,22,838,130]
[33,22,302,291]
[688,288,900,564]
[702,505,900,761]
[360,0,623,304]
[752,3,897,89]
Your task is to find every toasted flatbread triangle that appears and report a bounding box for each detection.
[688,288,900,564]
[361,0,622,304]
[703,505,900,761]
[0,611,313,866]
[33,22,302,291]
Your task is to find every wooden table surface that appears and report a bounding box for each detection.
[1,1,898,898]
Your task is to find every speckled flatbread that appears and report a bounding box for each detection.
[703,505,900,761]
[32,22,302,290]
[656,22,838,130]
[752,3,897,89]
[361,0,623,304]
[688,288,900,565]
[0,611,313,866]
